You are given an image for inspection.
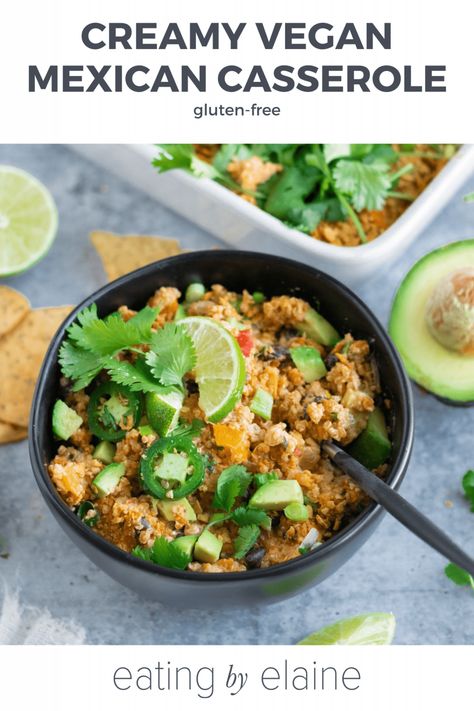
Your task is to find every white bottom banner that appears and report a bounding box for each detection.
[0,645,470,708]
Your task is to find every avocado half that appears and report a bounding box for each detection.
[389,240,474,406]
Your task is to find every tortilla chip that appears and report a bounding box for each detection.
[0,420,28,444]
[90,231,181,281]
[0,285,31,338]
[0,306,72,428]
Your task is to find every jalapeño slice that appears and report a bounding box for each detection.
[88,381,141,442]
[141,434,206,500]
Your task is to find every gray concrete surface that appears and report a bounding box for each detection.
[0,144,473,645]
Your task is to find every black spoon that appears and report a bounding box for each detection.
[322,440,474,577]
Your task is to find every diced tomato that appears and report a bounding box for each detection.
[236,329,253,357]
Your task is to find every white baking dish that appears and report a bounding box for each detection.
[73,144,474,285]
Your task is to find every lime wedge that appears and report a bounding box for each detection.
[0,165,58,276]
[180,316,246,422]
[297,613,396,645]
[145,389,184,436]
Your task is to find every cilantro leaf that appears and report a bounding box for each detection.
[323,144,351,164]
[231,506,271,529]
[103,356,170,394]
[462,469,474,512]
[333,160,392,212]
[212,465,252,512]
[58,340,103,391]
[172,418,206,441]
[254,472,278,489]
[234,524,261,559]
[153,144,241,191]
[146,322,196,387]
[70,307,159,356]
[132,536,190,570]
[131,545,153,561]
[464,192,474,203]
[445,563,474,590]
[59,304,160,389]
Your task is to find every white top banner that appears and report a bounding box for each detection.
[0,0,472,142]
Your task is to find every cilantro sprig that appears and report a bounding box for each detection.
[146,322,196,387]
[59,303,196,395]
[212,465,252,512]
[151,143,440,244]
[132,536,190,570]
[233,525,261,560]
[210,465,272,560]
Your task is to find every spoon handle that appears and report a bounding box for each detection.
[323,441,474,578]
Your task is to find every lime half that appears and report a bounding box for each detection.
[180,316,246,422]
[0,166,58,276]
[297,613,396,646]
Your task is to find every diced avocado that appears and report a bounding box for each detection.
[104,394,129,423]
[250,388,273,420]
[92,462,125,498]
[155,451,189,484]
[389,240,474,404]
[249,479,304,511]
[172,535,198,559]
[145,389,184,437]
[290,346,327,382]
[296,308,340,346]
[194,529,223,563]
[52,399,83,440]
[93,440,116,464]
[347,408,392,469]
[156,497,197,522]
[284,502,309,521]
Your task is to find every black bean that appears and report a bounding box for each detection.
[185,378,199,394]
[276,327,299,340]
[271,514,281,529]
[245,547,265,569]
[324,354,338,370]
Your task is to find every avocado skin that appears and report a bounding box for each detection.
[389,239,474,405]
[347,408,391,470]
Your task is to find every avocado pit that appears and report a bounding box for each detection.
[425,268,474,355]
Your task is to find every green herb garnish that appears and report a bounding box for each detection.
[233,524,261,559]
[254,472,279,489]
[59,304,159,390]
[445,563,474,591]
[462,469,474,512]
[153,144,432,244]
[146,322,197,388]
[132,536,190,570]
[212,464,252,512]
[231,506,271,529]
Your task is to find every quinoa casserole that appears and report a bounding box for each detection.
[48,283,392,574]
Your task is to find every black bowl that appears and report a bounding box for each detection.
[29,250,413,608]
